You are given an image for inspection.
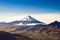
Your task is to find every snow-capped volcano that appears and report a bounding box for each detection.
[0,15,44,26]
[21,15,41,23]
[18,15,44,25]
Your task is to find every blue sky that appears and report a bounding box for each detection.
[0,0,60,23]
[0,0,60,14]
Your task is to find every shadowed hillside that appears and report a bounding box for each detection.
[0,31,33,40]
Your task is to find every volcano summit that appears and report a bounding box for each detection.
[17,15,44,26]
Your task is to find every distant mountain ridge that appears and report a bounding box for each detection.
[48,21,60,27]
[0,16,60,26]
